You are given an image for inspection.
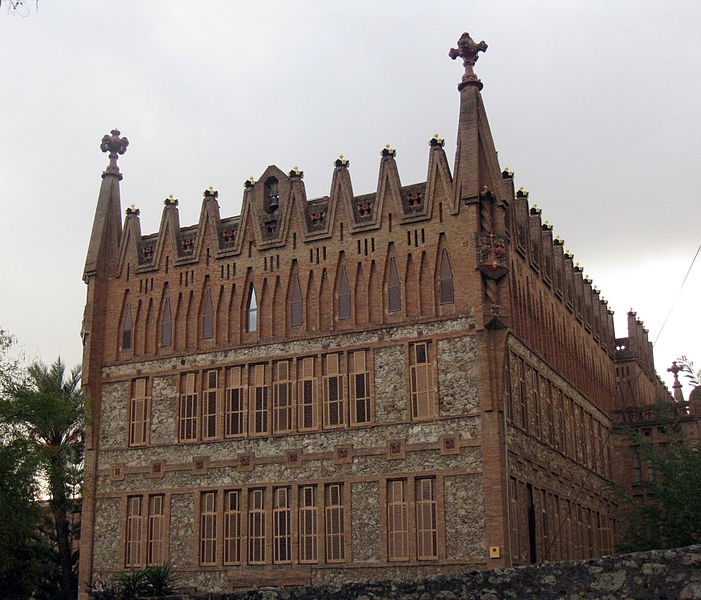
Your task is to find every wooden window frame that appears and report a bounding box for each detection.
[199,491,217,566]
[324,483,345,563]
[409,341,435,421]
[323,353,346,429]
[297,356,319,431]
[224,490,241,565]
[298,485,318,563]
[273,360,293,434]
[129,377,150,447]
[125,495,143,567]
[179,372,199,442]
[349,349,373,425]
[225,365,246,438]
[202,369,220,440]
[415,477,438,560]
[387,479,409,561]
[147,494,166,566]
[248,488,266,564]
[249,364,269,436]
[246,285,258,333]
[273,487,292,564]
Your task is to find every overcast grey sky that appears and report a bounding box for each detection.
[1,1,699,394]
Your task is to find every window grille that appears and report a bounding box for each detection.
[415,478,437,560]
[225,366,246,437]
[200,491,217,565]
[179,372,198,441]
[273,361,293,433]
[298,485,318,563]
[325,484,344,562]
[224,490,241,564]
[323,354,345,427]
[249,364,268,435]
[349,350,371,424]
[297,357,318,430]
[248,489,266,564]
[273,487,291,563]
[387,480,408,560]
[203,369,219,439]
[129,378,149,446]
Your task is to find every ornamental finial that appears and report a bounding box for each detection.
[449,32,487,89]
[100,129,129,176]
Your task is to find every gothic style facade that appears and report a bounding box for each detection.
[78,33,678,597]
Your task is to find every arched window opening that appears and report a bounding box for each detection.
[161,298,172,347]
[247,285,258,332]
[264,177,280,214]
[338,266,350,320]
[122,304,133,350]
[202,290,214,339]
[388,258,401,313]
[290,275,303,327]
[439,249,454,305]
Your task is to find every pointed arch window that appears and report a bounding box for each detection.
[122,304,133,350]
[388,258,401,313]
[202,290,214,339]
[439,249,454,305]
[161,298,172,347]
[338,266,350,320]
[290,275,303,327]
[247,285,258,333]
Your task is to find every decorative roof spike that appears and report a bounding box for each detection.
[245,176,256,189]
[164,194,178,207]
[449,32,488,89]
[126,204,140,216]
[335,154,350,168]
[516,186,528,198]
[100,129,128,176]
[381,144,396,158]
[204,186,219,199]
[289,166,304,178]
[502,167,514,178]
[429,134,445,147]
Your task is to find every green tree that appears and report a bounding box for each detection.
[613,402,701,552]
[1,358,84,600]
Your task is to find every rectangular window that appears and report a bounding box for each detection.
[387,479,409,561]
[410,342,434,420]
[147,495,165,566]
[297,357,318,430]
[125,496,143,567]
[415,478,437,560]
[129,378,149,446]
[249,364,268,435]
[223,490,241,565]
[225,366,246,437]
[273,361,293,433]
[273,487,291,563]
[325,483,345,562]
[200,491,217,565]
[298,485,318,563]
[323,353,345,428]
[248,489,266,564]
[349,350,372,424]
[179,372,198,441]
[203,369,219,440]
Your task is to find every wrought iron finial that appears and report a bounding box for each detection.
[449,32,487,89]
[100,129,129,176]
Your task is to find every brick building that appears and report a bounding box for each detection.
[78,33,676,597]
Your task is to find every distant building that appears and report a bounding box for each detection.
[77,32,686,597]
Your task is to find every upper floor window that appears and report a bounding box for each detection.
[160,297,172,347]
[264,177,280,213]
[247,285,258,332]
[129,377,149,446]
[410,342,434,420]
[179,372,198,441]
[121,304,133,350]
[349,350,371,424]
[388,257,401,313]
[338,266,351,320]
[323,353,345,428]
[202,289,214,339]
[290,274,303,327]
[439,249,454,305]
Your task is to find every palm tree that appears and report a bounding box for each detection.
[1,359,83,600]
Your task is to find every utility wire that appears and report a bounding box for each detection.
[653,243,701,347]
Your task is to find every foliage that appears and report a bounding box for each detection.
[613,404,701,553]
[113,569,149,599]
[0,357,84,600]
[143,563,178,597]
[91,564,178,599]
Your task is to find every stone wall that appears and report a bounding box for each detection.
[166,545,701,600]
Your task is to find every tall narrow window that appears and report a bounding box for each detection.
[203,369,219,439]
[200,491,217,565]
[248,489,266,564]
[410,342,434,420]
[299,486,318,563]
[298,357,318,430]
[290,274,303,327]
[125,496,143,567]
[202,289,214,339]
[247,285,257,332]
[161,297,172,347]
[323,353,345,427]
[249,364,268,435]
[224,490,241,564]
[273,360,293,433]
[439,249,454,305]
[225,366,245,437]
[387,480,409,561]
[338,266,351,320]
[273,487,291,563]
[349,350,371,424]
[122,304,133,350]
[147,495,165,566]
[387,257,401,313]
[179,372,198,441]
[416,479,438,560]
[325,483,345,562]
[129,378,149,446]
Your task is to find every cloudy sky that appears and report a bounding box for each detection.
[0,1,699,395]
